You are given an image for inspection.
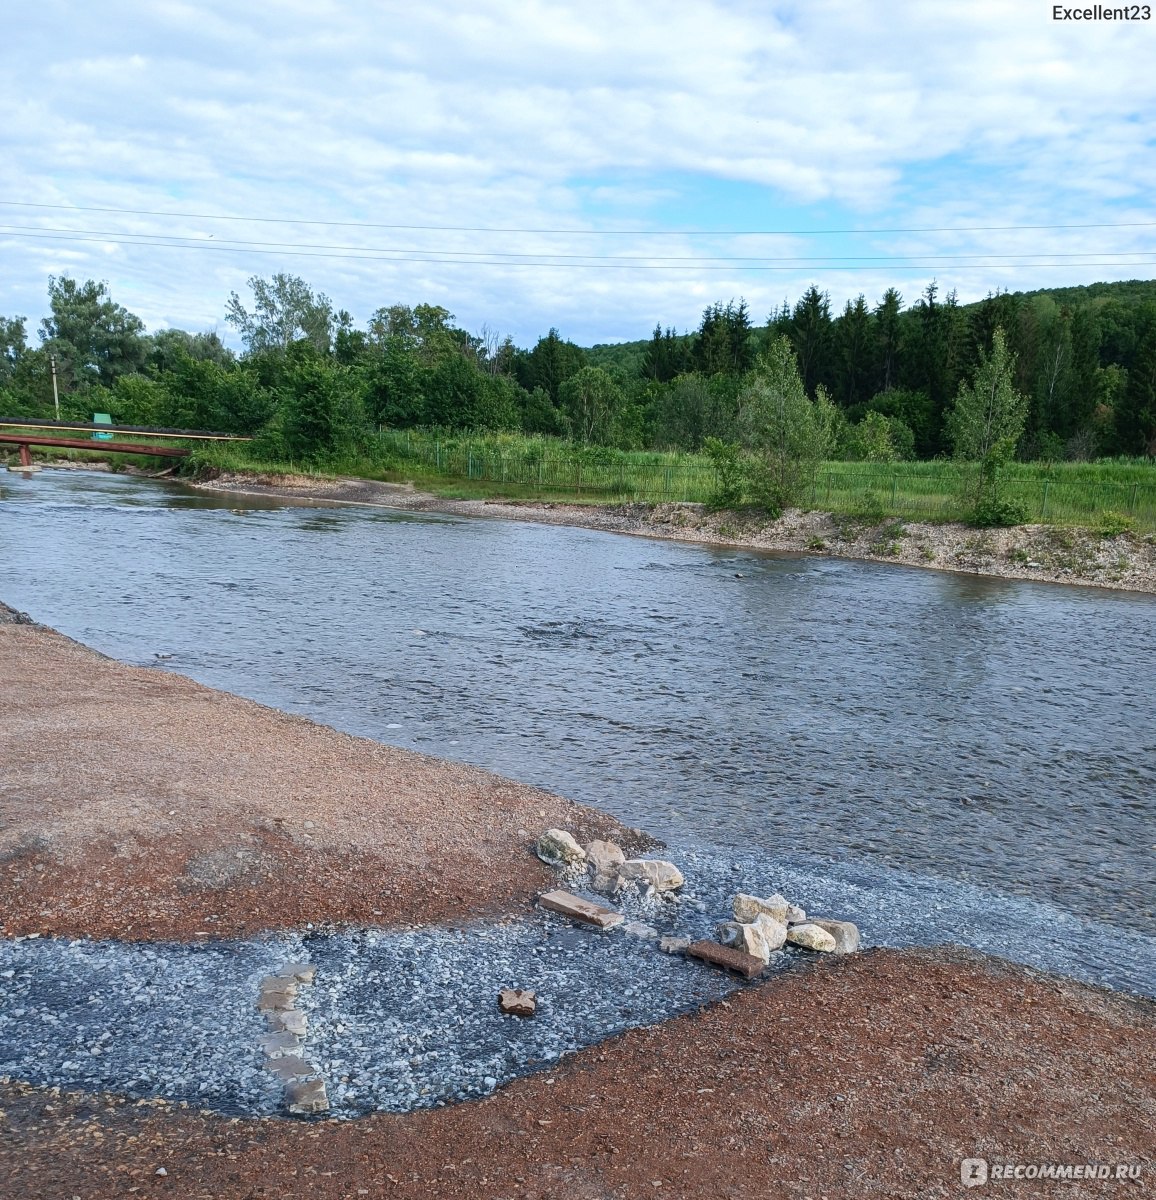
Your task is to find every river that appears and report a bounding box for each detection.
[3,468,1154,993]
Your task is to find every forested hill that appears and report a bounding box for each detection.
[586,277,1156,374]
[2,272,1154,464]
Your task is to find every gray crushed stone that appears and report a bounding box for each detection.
[1,844,1152,1119]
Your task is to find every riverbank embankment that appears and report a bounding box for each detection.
[192,470,1156,594]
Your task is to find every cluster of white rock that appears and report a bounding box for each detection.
[716,892,859,964]
[533,828,860,973]
[535,828,684,897]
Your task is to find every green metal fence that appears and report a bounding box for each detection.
[376,432,1156,531]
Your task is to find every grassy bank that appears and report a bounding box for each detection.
[9,424,1155,532]
[181,430,1156,533]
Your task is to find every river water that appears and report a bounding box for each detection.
[3,469,1154,994]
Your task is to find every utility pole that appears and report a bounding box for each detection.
[50,354,60,420]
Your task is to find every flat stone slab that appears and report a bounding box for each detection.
[266,1009,308,1036]
[538,890,624,930]
[264,1054,318,1082]
[285,1077,329,1115]
[685,939,767,980]
[273,962,317,984]
[256,979,298,1011]
[259,1031,303,1058]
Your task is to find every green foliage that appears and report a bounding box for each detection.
[703,437,744,508]
[225,274,334,354]
[1095,510,1136,537]
[276,345,360,462]
[850,491,886,524]
[948,328,1028,466]
[738,337,833,509]
[557,366,623,445]
[40,276,146,390]
[970,494,1030,528]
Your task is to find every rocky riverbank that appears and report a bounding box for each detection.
[192,470,1156,595]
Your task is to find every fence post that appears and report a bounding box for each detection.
[435,441,440,471]
[468,446,473,478]
[576,461,582,494]
[891,475,897,509]
[1041,479,1050,521]
[1130,482,1139,514]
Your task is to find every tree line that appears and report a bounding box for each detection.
[1,272,1154,465]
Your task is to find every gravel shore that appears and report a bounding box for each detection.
[192,470,1156,595]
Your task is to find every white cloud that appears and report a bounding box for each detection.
[1,0,1153,344]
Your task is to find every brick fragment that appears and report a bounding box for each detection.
[685,939,767,979]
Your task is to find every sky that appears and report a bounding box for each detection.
[2,0,1154,348]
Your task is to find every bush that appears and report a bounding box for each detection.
[850,490,886,524]
[970,495,1029,528]
[703,437,744,509]
[1096,510,1136,537]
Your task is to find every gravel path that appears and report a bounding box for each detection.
[3,843,1151,1119]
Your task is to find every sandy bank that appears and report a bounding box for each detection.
[193,470,1156,595]
[0,604,639,941]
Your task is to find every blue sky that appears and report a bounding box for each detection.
[2,0,1154,347]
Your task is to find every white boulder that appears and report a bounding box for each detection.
[617,859,684,892]
[786,923,838,952]
[535,829,586,867]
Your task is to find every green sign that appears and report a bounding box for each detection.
[93,413,113,441]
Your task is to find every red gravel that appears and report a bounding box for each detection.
[0,617,638,940]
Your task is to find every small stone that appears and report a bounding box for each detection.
[786,923,838,952]
[585,839,625,876]
[498,988,537,1017]
[535,829,586,867]
[155,1168,167,1177]
[658,936,691,955]
[285,1077,329,1115]
[616,859,684,892]
[805,918,860,953]
[621,920,658,940]
[538,889,624,930]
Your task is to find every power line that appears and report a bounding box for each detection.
[5,227,1155,271]
[2,198,1155,238]
[0,223,1152,265]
